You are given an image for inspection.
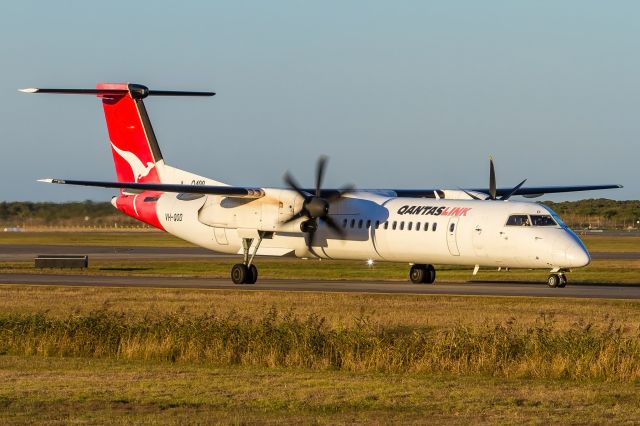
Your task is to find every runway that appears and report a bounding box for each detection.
[1,272,640,299]
[2,243,639,299]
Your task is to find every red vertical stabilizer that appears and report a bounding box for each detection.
[97,83,162,184]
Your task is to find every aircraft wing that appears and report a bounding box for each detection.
[390,184,623,199]
[38,178,265,199]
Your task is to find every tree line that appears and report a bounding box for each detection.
[1,198,639,229]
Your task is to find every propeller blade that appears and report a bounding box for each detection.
[326,184,356,202]
[459,188,483,200]
[283,210,307,224]
[315,156,328,197]
[501,179,528,201]
[323,215,345,238]
[283,172,309,199]
[489,156,497,200]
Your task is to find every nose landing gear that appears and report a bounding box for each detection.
[409,264,436,284]
[547,273,567,288]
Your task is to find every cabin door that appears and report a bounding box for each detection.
[446,217,460,256]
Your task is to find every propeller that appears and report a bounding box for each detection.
[283,156,354,248]
[465,157,527,201]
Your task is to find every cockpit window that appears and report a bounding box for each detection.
[506,214,558,227]
[506,215,531,226]
[530,215,557,226]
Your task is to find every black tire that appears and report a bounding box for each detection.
[246,265,258,284]
[424,264,436,284]
[558,274,567,288]
[231,264,248,284]
[547,274,559,288]
[410,264,426,284]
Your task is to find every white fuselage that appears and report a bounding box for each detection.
[145,189,590,271]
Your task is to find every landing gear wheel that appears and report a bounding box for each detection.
[231,264,249,284]
[547,274,560,288]
[410,264,426,284]
[247,265,258,284]
[425,264,436,284]
[558,274,567,288]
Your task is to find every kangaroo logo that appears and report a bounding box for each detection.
[110,142,155,182]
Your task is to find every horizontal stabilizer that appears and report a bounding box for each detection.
[20,84,214,99]
[38,178,264,199]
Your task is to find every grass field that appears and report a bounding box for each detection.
[1,232,640,423]
[1,286,640,423]
[2,356,640,425]
[0,231,193,247]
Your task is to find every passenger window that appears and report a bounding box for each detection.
[350,219,356,228]
[506,215,530,227]
[366,220,371,229]
[384,221,389,230]
[358,219,363,229]
[375,221,380,229]
[392,221,397,230]
[343,219,347,228]
[408,222,413,231]
[400,221,404,230]
[424,222,429,231]
[432,222,437,232]
[416,222,421,231]
[449,223,455,232]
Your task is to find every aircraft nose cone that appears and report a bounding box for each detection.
[566,243,591,268]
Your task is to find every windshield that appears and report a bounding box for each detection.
[506,215,531,226]
[506,214,558,227]
[530,215,557,226]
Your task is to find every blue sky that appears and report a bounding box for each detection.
[0,1,637,202]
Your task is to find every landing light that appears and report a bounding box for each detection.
[366,259,374,267]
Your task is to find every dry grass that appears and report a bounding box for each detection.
[1,285,640,331]
[1,309,640,381]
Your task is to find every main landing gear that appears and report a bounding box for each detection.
[547,273,568,288]
[410,264,436,284]
[231,233,265,285]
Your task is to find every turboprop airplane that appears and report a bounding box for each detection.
[21,83,622,287]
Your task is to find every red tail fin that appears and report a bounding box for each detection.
[97,83,163,183]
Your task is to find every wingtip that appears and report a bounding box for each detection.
[19,88,39,93]
[37,178,65,184]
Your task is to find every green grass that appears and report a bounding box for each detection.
[0,231,194,247]
[2,356,639,425]
[2,257,639,284]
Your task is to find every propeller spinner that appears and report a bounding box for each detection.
[283,156,353,248]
